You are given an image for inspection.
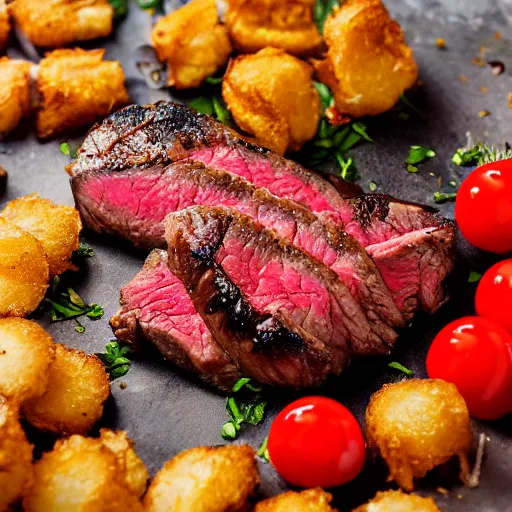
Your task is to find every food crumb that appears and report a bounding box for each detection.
[509,93,512,110]
[457,494,463,500]
[120,381,128,390]
[437,487,450,496]
[459,74,468,83]
[0,349,6,355]
[480,86,488,93]
[472,57,485,67]
[495,31,502,40]
[436,38,446,49]
[488,61,505,76]
[478,110,490,118]
[437,176,443,188]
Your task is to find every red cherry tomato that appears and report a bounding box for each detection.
[455,159,512,253]
[426,316,512,420]
[267,396,365,488]
[476,259,512,333]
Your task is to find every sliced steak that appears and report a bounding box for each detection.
[110,249,240,390]
[165,206,393,387]
[68,102,455,316]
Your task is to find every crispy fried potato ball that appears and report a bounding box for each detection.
[0,0,9,51]
[2,194,82,277]
[0,58,33,135]
[0,396,33,511]
[353,490,441,512]
[224,0,322,57]
[312,0,418,118]
[366,378,472,491]
[152,0,232,89]
[144,444,260,512]
[8,0,113,48]
[99,429,149,498]
[23,344,110,435]
[222,48,321,155]
[0,318,55,404]
[36,48,129,139]
[255,489,336,512]
[0,217,49,317]
[23,434,144,512]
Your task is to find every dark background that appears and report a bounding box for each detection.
[1,1,511,510]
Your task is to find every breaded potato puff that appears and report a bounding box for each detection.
[0,0,10,51]
[366,378,472,491]
[8,0,114,48]
[353,490,441,512]
[222,48,321,155]
[224,0,322,56]
[144,444,260,512]
[0,58,33,135]
[36,48,129,139]
[152,0,232,89]
[255,489,337,512]
[313,0,418,117]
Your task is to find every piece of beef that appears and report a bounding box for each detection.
[73,161,403,337]
[68,102,455,316]
[110,249,239,390]
[165,206,394,387]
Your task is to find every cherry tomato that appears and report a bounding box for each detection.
[426,316,512,420]
[455,159,512,253]
[267,396,365,488]
[476,259,512,333]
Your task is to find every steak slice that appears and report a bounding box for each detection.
[110,249,240,390]
[165,206,391,388]
[68,102,455,316]
[73,160,403,336]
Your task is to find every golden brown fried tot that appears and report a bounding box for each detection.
[152,0,232,89]
[312,0,418,118]
[224,0,322,56]
[23,344,110,435]
[255,489,336,512]
[99,429,149,498]
[0,318,55,404]
[36,48,129,139]
[0,0,10,52]
[366,378,472,491]
[0,217,49,317]
[222,48,321,155]
[23,434,144,512]
[2,193,82,277]
[353,490,441,512]
[144,444,260,512]
[0,58,33,135]
[0,396,33,511]
[8,0,113,48]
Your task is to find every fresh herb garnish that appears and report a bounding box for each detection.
[336,153,360,182]
[60,142,70,157]
[257,436,270,462]
[452,142,512,167]
[205,76,223,85]
[189,95,233,126]
[407,164,419,173]
[369,181,378,192]
[136,0,162,10]
[97,341,132,380]
[75,241,94,259]
[74,318,85,334]
[407,145,436,165]
[314,0,339,33]
[388,362,414,376]
[221,378,267,440]
[468,271,482,283]
[108,0,128,17]
[433,191,457,203]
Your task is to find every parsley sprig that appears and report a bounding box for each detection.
[221,378,267,440]
[452,142,512,167]
[97,341,132,380]
[75,242,94,259]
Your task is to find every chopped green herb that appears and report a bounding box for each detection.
[205,76,223,85]
[452,142,512,167]
[108,0,128,17]
[429,172,436,177]
[188,95,233,126]
[314,0,339,33]
[398,111,410,121]
[433,191,457,203]
[60,142,70,157]
[221,421,237,440]
[449,180,457,187]
[257,436,270,462]
[351,122,374,142]
[189,97,214,116]
[407,164,419,173]
[388,362,414,376]
[212,95,231,125]
[74,319,85,334]
[407,145,436,165]
[314,82,333,109]
[97,341,132,380]
[399,93,423,118]
[136,0,162,10]
[232,377,262,393]
[468,271,482,283]
[369,181,378,192]
[336,153,360,182]
[75,242,94,259]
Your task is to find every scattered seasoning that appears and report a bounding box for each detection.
[388,362,414,376]
[479,46,490,56]
[97,340,132,380]
[407,164,419,173]
[480,86,488,93]
[468,271,482,283]
[457,494,463,500]
[495,31,502,40]
[478,110,491,118]
[433,191,457,203]
[429,172,436,177]
[257,436,270,462]
[509,93,512,110]
[488,60,505,76]
[369,181,378,192]
[119,381,128,390]
[407,145,436,165]
[437,175,443,189]
[435,38,446,49]
[437,487,450,496]
[459,74,469,82]
[472,57,485,67]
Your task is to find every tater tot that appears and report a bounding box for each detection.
[2,194,82,277]
[255,489,336,512]
[8,0,114,48]
[144,444,260,512]
[99,429,149,498]
[152,0,232,89]
[23,344,110,435]
[23,434,144,512]
[224,0,322,56]
[0,0,9,51]
[222,48,321,155]
[353,490,441,512]
[0,217,49,317]
[0,57,33,136]
[0,318,55,404]
[312,0,418,118]
[36,48,130,139]
[366,378,472,491]
[0,396,33,511]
